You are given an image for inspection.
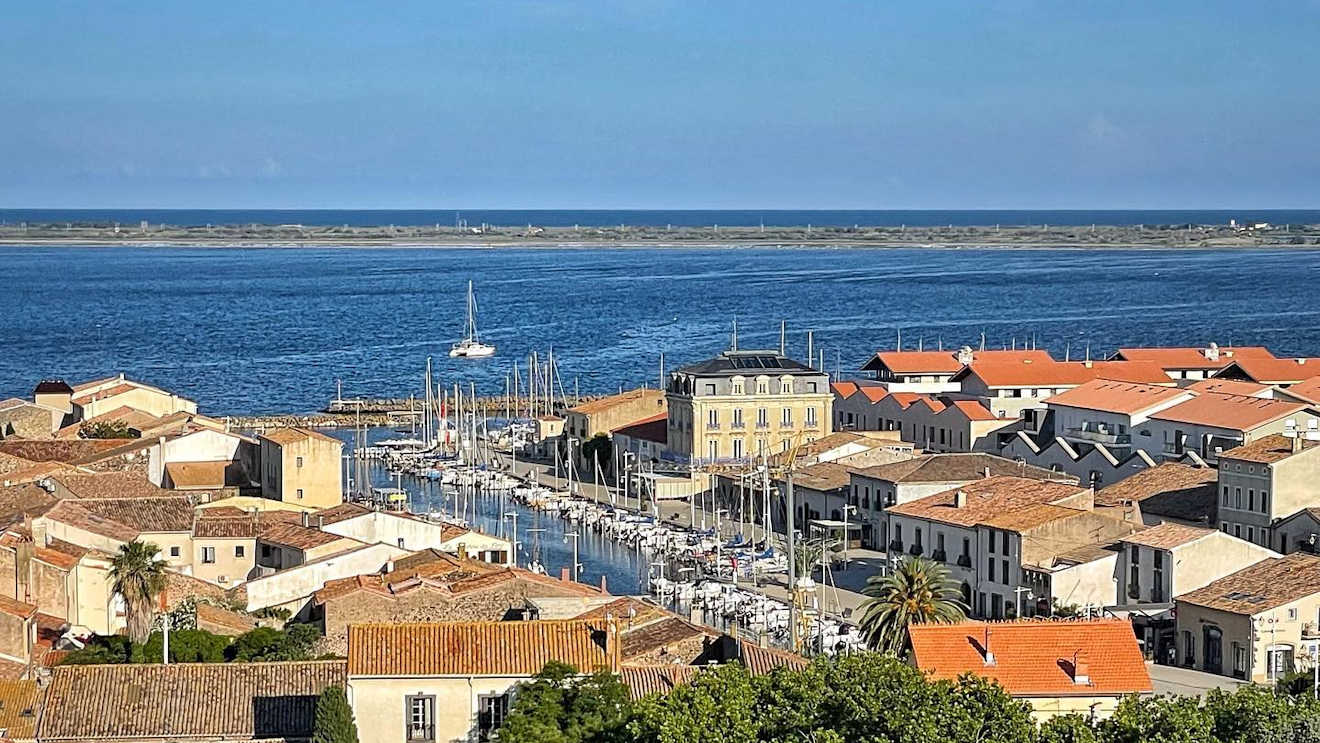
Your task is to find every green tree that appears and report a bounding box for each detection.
[857,556,967,656]
[582,433,612,473]
[136,628,230,663]
[1038,714,1099,743]
[497,661,633,743]
[791,536,840,579]
[312,685,360,743]
[78,419,139,439]
[1096,694,1211,743]
[629,663,759,743]
[108,541,168,645]
[228,624,322,661]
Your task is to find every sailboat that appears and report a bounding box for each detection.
[449,280,496,358]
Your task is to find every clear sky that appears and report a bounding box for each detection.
[3,0,1318,209]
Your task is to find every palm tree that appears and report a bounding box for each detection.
[792,535,841,579]
[109,540,167,645]
[858,556,967,657]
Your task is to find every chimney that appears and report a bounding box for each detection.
[954,490,968,508]
[1083,360,1093,368]
[317,516,324,529]
[560,567,571,582]
[384,559,395,574]
[1071,651,1090,685]
[600,575,609,594]
[956,346,974,366]
[1204,343,1220,362]
[1295,433,1304,455]
[983,466,991,479]
[1299,358,1309,365]
[300,512,310,527]
[982,627,995,666]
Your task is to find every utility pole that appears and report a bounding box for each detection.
[786,474,799,652]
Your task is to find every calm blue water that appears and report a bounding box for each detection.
[4,245,1320,414]
[4,208,1320,228]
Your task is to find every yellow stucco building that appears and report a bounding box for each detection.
[258,428,344,509]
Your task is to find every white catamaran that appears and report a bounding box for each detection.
[450,280,496,358]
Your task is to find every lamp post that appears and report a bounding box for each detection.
[565,531,581,582]
[841,504,856,570]
[504,512,519,568]
[1012,586,1034,618]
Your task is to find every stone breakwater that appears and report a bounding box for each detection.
[227,394,606,429]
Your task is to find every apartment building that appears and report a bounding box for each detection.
[858,347,1052,392]
[1134,394,1320,466]
[1214,356,1320,386]
[1109,344,1273,380]
[948,359,1171,420]
[1114,523,1277,664]
[884,476,1135,619]
[664,350,831,464]
[1216,432,1320,550]
[258,427,344,508]
[1175,552,1320,682]
[562,388,666,472]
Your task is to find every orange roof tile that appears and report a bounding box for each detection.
[1149,392,1309,430]
[1045,379,1192,416]
[347,620,613,676]
[830,381,860,398]
[864,349,1053,375]
[944,399,999,421]
[1120,522,1215,550]
[909,619,1152,697]
[857,386,890,403]
[952,360,1170,388]
[0,679,41,739]
[1112,346,1274,370]
[885,477,1088,528]
[1187,379,1270,397]
[258,521,349,551]
[259,427,342,446]
[1286,376,1320,403]
[1220,433,1320,464]
[0,594,37,620]
[164,461,228,489]
[1219,357,1320,385]
[611,412,668,445]
[568,388,665,416]
[1178,553,1320,614]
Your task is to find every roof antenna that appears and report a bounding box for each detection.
[1065,342,1071,362]
[896,328,902,351]
[731,318,738,352]
[1085,343,1091,362]
[918,336,924,352]
[980,332,986,352]
[780,320,786,356]
[938,335,943,351]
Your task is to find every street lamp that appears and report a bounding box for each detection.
[841,504,857,570]
[1012,586,1034,618]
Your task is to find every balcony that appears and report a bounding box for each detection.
[956,554,972,568]
[1063,426,1130,446]
[888,539,904,552]
[1304,622,1320,640]
[731,420,745,430]
[932,549,947,563]
[756,422,770,429]
[908,544,924,556]
[707,422,720,430]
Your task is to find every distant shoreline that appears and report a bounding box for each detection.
[3,222,1320,250]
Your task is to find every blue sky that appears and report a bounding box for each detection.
[3,0,1318,208]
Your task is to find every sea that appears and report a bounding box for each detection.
[4,209,1320,415]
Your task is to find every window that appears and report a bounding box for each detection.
[1001,531,1009,555]
[937,533,945,552]
[915,528,923,548]
[707,409,719,427]
[169,546,180,558]
[1221,485,1229,507]
[732,409,744,428]
[397,537,406,549]
[705,383,716,395]
[780,379,793,394]
[732,378,745,395]
[1233,643,1247,678]
[756,408,768,428]
[202,546,215,564]
[407,695,435,742]
[961,538,971,560]
[807,382,818,393]
[805,407,817,426]
[1248,489,1255,511]
[1262,491,1270,514]
[296,488,304,499]
[707,440,719,461]
[1182,631,1196,667]
[732,439,744,459]
[782,407,792,426]
[988,558,996,582]
[1235,487,1242,509]
[478,693,510,740]
[235,545,245,558]
[296,456,304,468]
[1001,559,1009,585]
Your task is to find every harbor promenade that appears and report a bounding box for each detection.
[492,450,877,620]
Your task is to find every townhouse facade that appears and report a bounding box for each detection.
[1216,433,1320,550]
[258,427,344,508]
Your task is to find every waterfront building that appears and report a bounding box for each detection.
[1109,344,1274,380]
[908,619,1152,721]
[190,509,260,587]
[1134,393,1320,465]
[948,359,1172,421]
[852,453,1071,550]
[835,384,1017,453]
[1215,433,1320,549]
[664,349,832,465]
[257,427,344,508]
[316,502,513,565]
[610,411,668,465]
[1174,552,1320,682]
[563,388,666,474]
[0,396,62,440]
[858,347,1053,392]
[57,373,197,422]
[1212,356,1320,386]
[1113,523,1277,665]
[884,476,1137,619]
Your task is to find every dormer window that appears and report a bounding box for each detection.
[731,376,745,395]
[756,376,770,395]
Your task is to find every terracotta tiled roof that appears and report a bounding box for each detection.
[1094,463,1217,524]
[347,620,613,676]
[620,617,712,660]
[1219,357,1320,385]
[37,660,347,742]
[70,382,139,404]
[0,594,36,620]
[611,412,668,445]
[790,461,853,492]
[850,453,1073,486]
[193,516,258,539]
[163,461,228,489]
[43,496,194,541]
[53,472,171,499]
[568,388,665,417]
[194,602,258,634]
[258,427,342,446]
[857,386,890,403]
[863,349,1053,375]
[619,665,701,699]
[1120,522,1214,550]
[315,502,373,524]
[0,679,41,740]
[258,521,349,551]
[33,539,87,570]
[0,439,123,463]
[1045,380,1191,416]
[1220,433,1320,464]
[1286,376,1320,403]
[946,399,999,421]
[70,375,122,393]
[0,483,59,525]
[736,639,810,675]
[885,477,1088,528]
[952,360,1170,388]
[1149,392,1309,430]
[573,597,668,625]
[0,460,79,485]
[1187,379,1270,397]
[1178,553,1320,614]
[1111,346,1274,370]
[977,503,1089,532]
[909,619,1152,697]
[831,381,860,398]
